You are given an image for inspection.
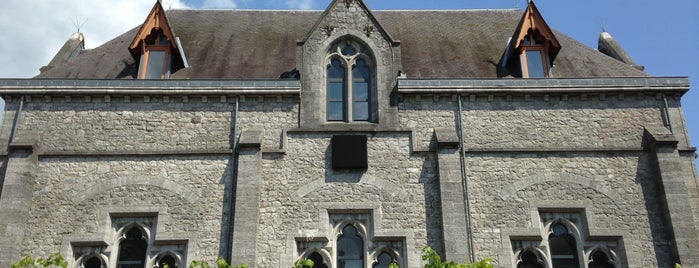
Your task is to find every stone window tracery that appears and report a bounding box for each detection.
[326,40,374,122]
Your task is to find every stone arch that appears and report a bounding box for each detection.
[72,177,198,204]
[498,172,619,204]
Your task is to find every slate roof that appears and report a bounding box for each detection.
[36,9,648,79]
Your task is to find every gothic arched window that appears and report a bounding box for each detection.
[517,250,544,268]
[157,254,179,268]
[337,224,364,268]
[326,40,374,122]
[83,256,104,268]
[589,250,615,268]
[373,252,397,268]
[549,223,579,268]
[117,227,148,268]
[308,252,328,268]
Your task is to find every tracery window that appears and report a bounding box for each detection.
[548,223,579,268]
[516,250,544,268]
[308,252,329,268]
[116,226,148,268]
[373,252,398,268]
[326,41,374,122]
[82,255,105,268]
[337,224,364,268]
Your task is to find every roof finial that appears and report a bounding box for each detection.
[600,18,607,32]
[72,14,87,33]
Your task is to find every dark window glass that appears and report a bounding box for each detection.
[158,255,178,268]
[327,59,346,121]
[337,225,363,268]
[549,223,579,268]
[146,51,166,79]
[117,227,147,268]
[342,44,357,56]
[589,251,615,268]
[308,252,328,268]
[525,50,546,78]
[84,256,103,268]
[352,60,370,121]
[373,252,395,268]
[517,251,544,268]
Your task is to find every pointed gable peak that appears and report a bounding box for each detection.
[300,0,397,46]
[513,0,560,58]
[128,0,178,58]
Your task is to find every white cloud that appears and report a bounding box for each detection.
[0,0,190,78]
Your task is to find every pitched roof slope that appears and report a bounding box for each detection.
[36,9,647,79]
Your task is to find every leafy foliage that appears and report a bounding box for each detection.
[675,264,682,268]
[11,253,68,268]
[421,247,493,268]
[293,258,314,268]
[189,258,247,268]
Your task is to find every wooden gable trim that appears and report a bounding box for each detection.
[513,1,560,57]
[128,1,178,57]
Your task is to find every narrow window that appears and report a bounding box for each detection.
[139,30,171,79]
[308,252,328,268]
[524,50,546,78]
[83,256,103,268]
[352,60,371,121]
[589,250,615,268]
[517,251,544,268]
[327,59,346,121]
[337,225,364,268]
[117,227,148,268]
[373,252,396,268]
[157,255,179,268]
[549,223,579,268]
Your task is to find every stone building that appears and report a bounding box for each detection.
[0,0,698,267]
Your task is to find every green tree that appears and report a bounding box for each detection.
[421,247,493,268]
[11,253,68,268]
[188,258,248,268]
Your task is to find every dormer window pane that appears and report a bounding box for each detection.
[146,50,166,79]
[525,50,545,78]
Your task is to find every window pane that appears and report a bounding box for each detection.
[117,227,147,268]
[327,59,346,121]
[352,60,370,121]
[146,51,166,79]
[342,44,357,56]
[328,102,344,121]
[373,252,395,268]
[84,256,102,268]
[525,50,545,78]
[337,225,363,268]
[549,223,579,268]
[308,252,328,268]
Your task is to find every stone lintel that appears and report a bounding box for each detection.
[434,128,460,149]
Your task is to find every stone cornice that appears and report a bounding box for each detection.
[397,77,689,95]
[0,79,301,95]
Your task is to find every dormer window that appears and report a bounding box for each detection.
[501,0,560,79]
[139,29,172,79]
[520,32,551,78]
[128,1,186,80]
[326,41,374,122]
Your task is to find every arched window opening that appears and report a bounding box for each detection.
[326,39,374,123]
[327,58,347,121]
[337,224,364,268]
[158,255,179,268]
[517,250,544,268]
[589,250,615,268]
[83,256,103,268]
[373,252,396,268]
[549,223,579,268]
[117,227,148,268]
[308,252,328,268]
